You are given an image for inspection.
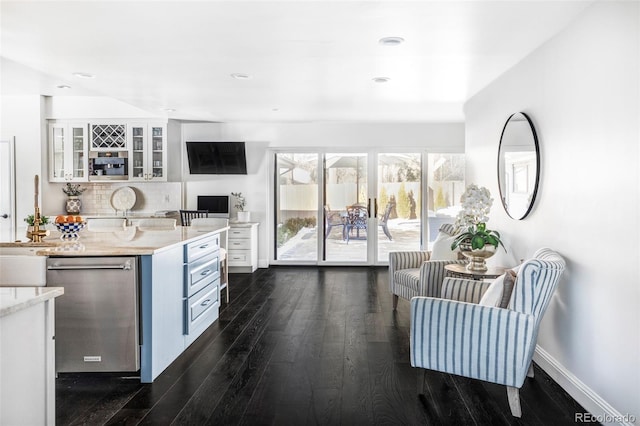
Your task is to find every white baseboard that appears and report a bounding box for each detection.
[534,346,635,425]
[258,259,269,269]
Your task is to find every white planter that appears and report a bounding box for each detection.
[237,211,251,222]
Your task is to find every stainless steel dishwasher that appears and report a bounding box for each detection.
[46,256,139,373]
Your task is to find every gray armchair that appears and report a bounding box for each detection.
[388,223,465,309]
[410,248,566,417]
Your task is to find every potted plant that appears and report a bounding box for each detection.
[231,192,249,222]
[62,183,86,214]
[450,184,505,271]
[24,214,50,229]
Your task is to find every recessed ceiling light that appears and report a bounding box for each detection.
[164,108,176,113]
[56,85,72,89]
[372,77,391,83]
[379,37,404,46]
[230,73,251,80]
[73,72,95,79]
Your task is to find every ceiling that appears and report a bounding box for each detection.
[1,1,593,122]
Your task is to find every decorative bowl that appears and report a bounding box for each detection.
[55,222,86,239]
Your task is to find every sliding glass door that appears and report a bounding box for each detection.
[375,153,422,262]
[324,153,368,262]
[274,153,319,262]
[273,150,463,265]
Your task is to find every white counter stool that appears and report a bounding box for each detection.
[191,217,230,304]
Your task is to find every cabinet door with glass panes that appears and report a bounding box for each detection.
[48,122,88,182]
[128,122,167,182]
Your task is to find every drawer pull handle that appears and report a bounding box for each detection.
[201,299,212,306]
[199,244,209,249]
[200,269,212,276]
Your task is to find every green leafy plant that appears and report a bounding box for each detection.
[62,183,86,196]
[450,184,505,251]
[24,215,50,226]
[451,222,505,251]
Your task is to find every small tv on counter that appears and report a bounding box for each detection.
[186,141,247,174]
[197,195,230,218]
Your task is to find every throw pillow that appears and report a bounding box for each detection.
[479,274,505,307]
[499,269,517,308]
[430,232,459,261]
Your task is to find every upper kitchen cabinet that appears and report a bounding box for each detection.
[90,123,127,151]
[128,122,167,182]
[49,122,89,182]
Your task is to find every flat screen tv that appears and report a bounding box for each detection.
[186,141,247,174]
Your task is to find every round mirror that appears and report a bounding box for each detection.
[497,112,540,220]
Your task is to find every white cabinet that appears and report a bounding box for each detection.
[89,123,127,151]
[0,287,63,426]
[48,122,88,182]
[128,122,167,182]
[228,222,259,273]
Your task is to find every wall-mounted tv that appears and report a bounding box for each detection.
[186,141,247,174]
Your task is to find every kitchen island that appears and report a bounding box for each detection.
[1,286,64,425]
[27,224,229,383]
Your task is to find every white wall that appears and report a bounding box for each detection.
[182,121,464,268]
[0,95,45,232]
[464,1,639,423]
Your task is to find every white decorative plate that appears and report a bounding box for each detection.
[110,186,137,211]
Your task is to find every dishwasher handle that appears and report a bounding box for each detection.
[47,261,132,271]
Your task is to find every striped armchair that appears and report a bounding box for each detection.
[410,248,566,417]
[388,223,466,310]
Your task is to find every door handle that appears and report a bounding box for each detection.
[1,214,8,219]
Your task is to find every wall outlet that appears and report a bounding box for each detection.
[164,195,170,203]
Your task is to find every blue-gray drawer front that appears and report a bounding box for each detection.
[185,234,220,263]
[185,253,219,297]
[184,282,219,335]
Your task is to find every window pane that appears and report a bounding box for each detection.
[275,153,318,261]
[427,153,465,247]
[377,153,421,262]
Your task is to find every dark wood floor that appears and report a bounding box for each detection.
[57,266,588,425]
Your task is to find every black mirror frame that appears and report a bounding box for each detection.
[497,112,540,220]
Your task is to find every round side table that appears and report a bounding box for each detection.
[444,264,506,280]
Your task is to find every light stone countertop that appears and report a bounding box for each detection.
[0,287,64,318]
[2,225,229,257]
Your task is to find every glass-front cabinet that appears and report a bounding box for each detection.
[49,122,88,182]
[128,122,166,181]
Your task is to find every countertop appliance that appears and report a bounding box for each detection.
[46,256,139,373]
[89,152,128,181]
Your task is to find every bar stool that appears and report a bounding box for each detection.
[179,209,208,226]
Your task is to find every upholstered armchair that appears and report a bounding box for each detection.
[388,223,466,310]
[409,248,566,417]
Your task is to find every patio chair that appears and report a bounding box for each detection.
[324,205,345,240]
[378,201,394,241]
[344,205,368,243]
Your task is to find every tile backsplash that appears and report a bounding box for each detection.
[78,182,181,215]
